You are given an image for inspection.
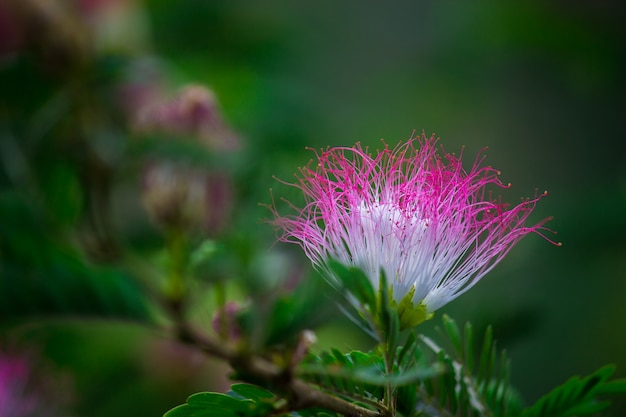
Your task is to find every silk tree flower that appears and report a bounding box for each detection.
[134,84,240,151]
[142,162,233,236]
[270,133,558,328]
[136,84,239,235]
[0,347,71,417]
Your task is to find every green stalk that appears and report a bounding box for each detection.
[166,227,187,318]
[214,281,228,340]
[383,343,396,417]
[377,270,398,417]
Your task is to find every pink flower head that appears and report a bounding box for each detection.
[0,354,37,416]
[270,133,558,323]
[0,347,71,417]
[133,84,240,151]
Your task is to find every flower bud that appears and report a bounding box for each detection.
[0,347,72,417]
[141,163,233,235]
[135,84,239,151]
[211,301,242,341]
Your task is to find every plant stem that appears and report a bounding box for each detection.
[214,281,229,340]
[383,340,396,417]
[175,323,381,417]
[167,227,186,306]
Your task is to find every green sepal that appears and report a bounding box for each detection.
[393,285,433,330]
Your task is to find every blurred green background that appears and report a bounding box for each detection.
[1,0,625,415]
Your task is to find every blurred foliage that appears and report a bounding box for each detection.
[0,0,625,415]
[167,315,626,417]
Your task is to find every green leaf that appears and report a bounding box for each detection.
[299,349,385,402]
[299,347,441,411]
[188,392,253,411]
[441,314,462,355]
[293,410,342,417]
[164,390,261,417]
[327,259,376,312]
[300,361,440,387]
[0,193,153,323]
[478,324,494,383]
[0,250,153,322]
[396,331,418,369]
[421,316,521,417]
[386,309,400,362]
[377,269,400,356]
[595,378,626,394]
[396,383,418,417]
[163,404,193,417]
[521,365,626,417]
[39,162,83,226]
[230,383,276,401]
[463,321,474,374]
[261,275,339,347]
[236,268,341,349]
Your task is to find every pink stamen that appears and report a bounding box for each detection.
[269,133,559,314]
